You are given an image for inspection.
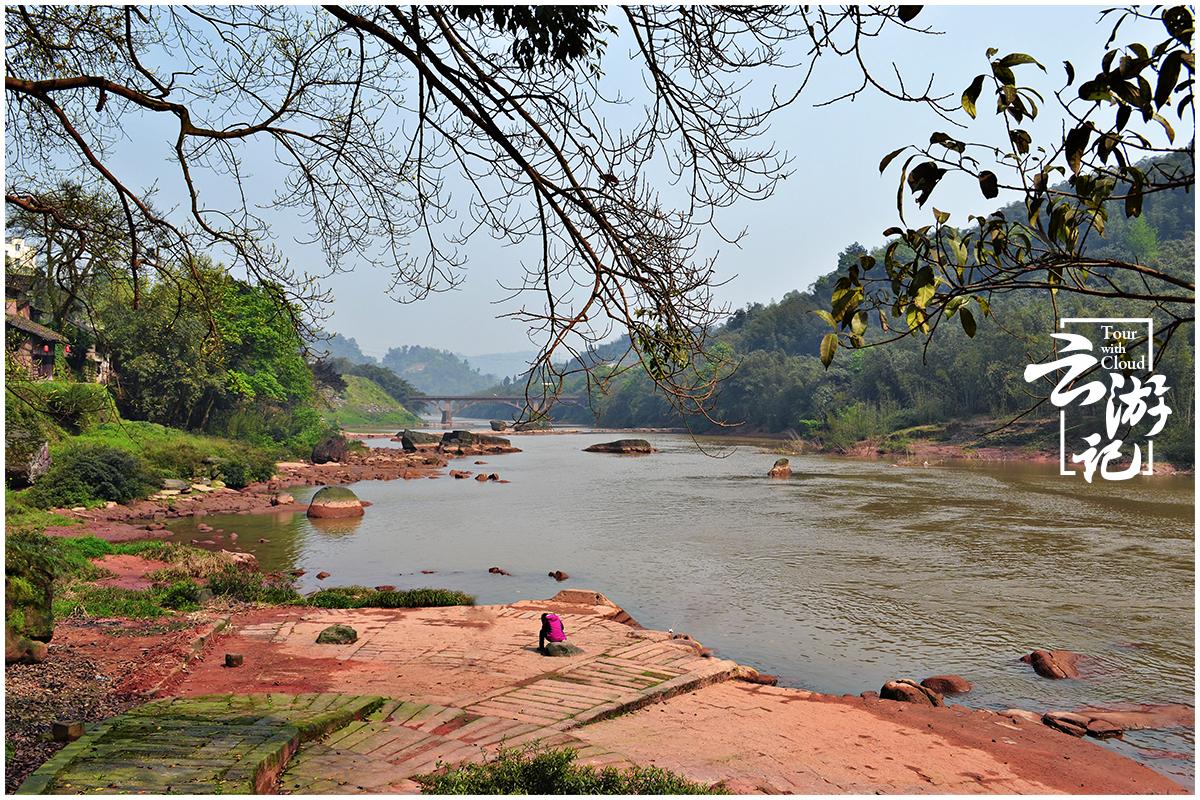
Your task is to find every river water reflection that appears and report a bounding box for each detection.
[162,428,1195,784]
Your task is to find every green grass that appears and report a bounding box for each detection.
[416,747,728,794]
[328,375,422,429]
[52,582,201,619]
[306,585,475,609]
[4,488,79,534]
[59,420,277,480]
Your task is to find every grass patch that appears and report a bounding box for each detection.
[306,585,474,609]
[327,375,422,429]
[416,747,728,794]
[52,582,201,619]
[4,489,79,535]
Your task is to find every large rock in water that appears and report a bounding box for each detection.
[316,624,358,644]
[583,439,655,454]
[307,486,364,519]
[312,433,349,464]
[442,430,511,448]
[921,674,972,695]
[880,678,944,706]
[397,429,440,451]
[767,458,791,478]
[490,420,509,431]
[1021,649,1082,679]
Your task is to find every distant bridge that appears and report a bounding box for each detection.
[414,395,585,427]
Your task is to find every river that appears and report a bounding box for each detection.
[162,424,1195,785]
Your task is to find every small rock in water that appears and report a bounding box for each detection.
[488,567,511,576]
[292,569,306,577]
[316,571,331,580]
[316,624,358,645]
[258,538,269,543]
[474,473,488,482]
[1042,711,1090,737]
[488,473,500,481]
[1021,649,1081,679]
[767,458,791,478]
[880,678,943,706]
[921,674,972,695]
[374,585,396,592]
[548,570,569,582]
[421,569,436,575]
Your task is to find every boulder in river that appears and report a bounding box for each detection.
[767,458,791,478]
[316,624,358,645]
[880,678,944,706]
[442,430,511,448]
[490,420,509,431]
[307,486,364,519]
[311,433,349,464]
[548,570,570,582]
[1021,649,1081,679]
[921,674,972,695]
[271,493,294,506]
[583,439,655,454]
[488,567,511,576]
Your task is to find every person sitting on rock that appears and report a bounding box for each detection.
[538,612,567,654]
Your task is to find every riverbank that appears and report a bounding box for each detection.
[10,591,1185,794]
[34,436,520,543]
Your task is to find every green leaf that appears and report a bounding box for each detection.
[878,146,907,174]
[962,75,985,119]
[1078,78,1110,102]
[1009,129,1032,155]
[932,207,950,225]
[960,307,977,337]
[929,132,966,153]
[812,309,837,327]
[978,171,999,199]
[1155,51,1183,108]
[997,53,1046,71]
[819,333,838,369]
[850,311,868,336]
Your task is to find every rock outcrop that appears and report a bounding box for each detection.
[1021,649,1082,679]
[767,458,791,478]
[543,642,583,657]
[306,486,365,519]
[489,420,509,431]
[583,439,655,454]
[921,674,972,694]
[880,678,944,706]
[311,434,349,464]
[316,624,358,644]
[396,429,440,451]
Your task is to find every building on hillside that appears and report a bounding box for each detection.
[5,292,67,381]
[4,237,37,274]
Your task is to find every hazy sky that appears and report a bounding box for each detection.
[46,6,1137,359]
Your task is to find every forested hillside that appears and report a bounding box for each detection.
[542,182,1196,466]
[381,345,499,394]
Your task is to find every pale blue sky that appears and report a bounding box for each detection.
[322,5,1127,358]
[29,6,1145,358]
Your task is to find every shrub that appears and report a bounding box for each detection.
[157,580,202,611]
[25,444,157,508]
[415,747,728,795]
[207,565,303,605]
[40,383,116,434]
[220,460,249,490]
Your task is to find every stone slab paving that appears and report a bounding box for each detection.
[279,701,633,794]
[16,694,384,795]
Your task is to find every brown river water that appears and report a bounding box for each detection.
[161,425,1195,785]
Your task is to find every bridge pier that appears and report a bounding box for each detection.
[440,400,454,428]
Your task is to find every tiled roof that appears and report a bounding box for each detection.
[5,313,67,343]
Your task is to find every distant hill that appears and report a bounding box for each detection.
[309,332,376,365]
[382,345,498,394]
[325,375,423,429]
[463,350,539,381]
